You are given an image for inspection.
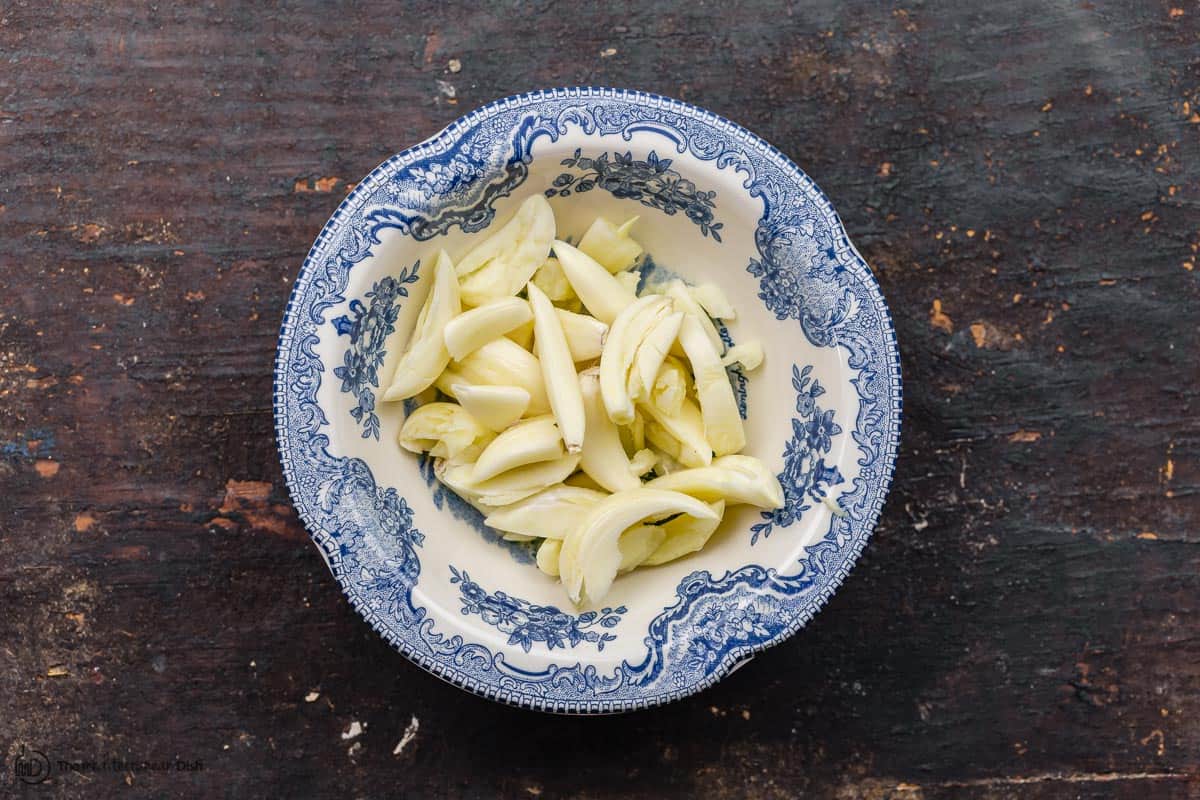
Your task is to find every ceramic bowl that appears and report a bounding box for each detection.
[274,87,901,713]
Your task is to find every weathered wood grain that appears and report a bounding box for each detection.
[1,0,1197,797]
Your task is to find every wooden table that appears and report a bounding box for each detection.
[3,2,1197,797]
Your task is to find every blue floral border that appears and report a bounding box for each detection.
[273,88,902,713]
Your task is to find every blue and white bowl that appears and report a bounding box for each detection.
[274,87,902,713]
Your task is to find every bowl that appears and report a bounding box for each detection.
[274,87,901,713]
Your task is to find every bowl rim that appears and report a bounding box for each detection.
[274,85,903,713]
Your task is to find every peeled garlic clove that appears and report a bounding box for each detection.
[553,239,636,324]
[503,532,538,542]
[559,488,721,605]
[721,341,764,372]
[628,448,657,477]
[644,418,681,462]
[642,500,725,566]
[536,537,563,576]
[650,356,688,417]
[398,402,494,461]
[456,194,555,306]
[629,310,684,402]
[531,257,577,303]
[382,250,461,401]
[450,384,530,432]
[470,415,564,483]
[579,216,644,273]
[690,283,736,320]
[484,484,608,540]
[442,452,582,507]
[600,295,670,425]
[527,282,586,453]
[617,524,666,572]
[556,308,608,362]
[578,369,640,492]
[639,395,713,468]
[646,454,784,509]
[433,457,500,514]
[678,313,745,457]
[614,270,641,294]
[665,280,724,355]
[452,337,549,415]
[443,297,533,360]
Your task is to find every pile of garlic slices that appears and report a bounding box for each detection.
[381,194,784,606]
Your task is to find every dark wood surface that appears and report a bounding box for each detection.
[3,1,1198,797]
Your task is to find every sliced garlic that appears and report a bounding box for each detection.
[642,500,726,566]
[559,488,721,605]
[638,395,713,468]
[629,310,684,402]
[617,524,666,572]
[484,484,608,541]
[536,537,563,576]
[456,194,555,306]
[398,402,494,461]
[451,337,549,415]
[470,416,564,483]
[578,216,644,273]
[556,308,608,362]
[530,257,577,304]
[678,313,745,457]
[440,452,581,507]
[578,369,640,492]
[646,454,784,509]
[527,282,586,453]
[442,297,533,360]
[650,356,688,417]
[382,250,461,401]
[690,283,736,320]
[450,384,530,432]
[599,295,671,425]
[553,239,636,324]
[665,280,724,355]
[721,341,764,372]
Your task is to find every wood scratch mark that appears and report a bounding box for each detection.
[393,715,420,755]
[929,299,953,333]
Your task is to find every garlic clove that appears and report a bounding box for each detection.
[559,488,720,605]
[382,250,461,401]
[469,416,564,483]
[450,384,530,432]
[456,194,555,306]
[678,313,745,457]
[578,216,644,273]
[398,402,494,461]
[443,297,533,360]
[641,500,726,566]
[578,368,640,492]
[555,308,609,362]
[484,484,608,541]
[527,282,586,453]
[645,455,784,509]
[599,295,670,425]
[451,337,550,416]
[552,239,636,324]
